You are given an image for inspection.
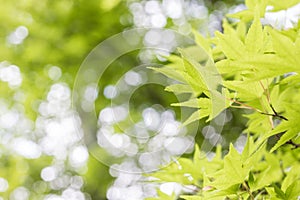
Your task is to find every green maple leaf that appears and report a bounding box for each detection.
[261,106,300,152]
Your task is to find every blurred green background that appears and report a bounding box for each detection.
[0,0,244,199]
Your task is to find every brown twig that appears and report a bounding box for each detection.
[259,111,288,121]
[228,93,299,149]
[286,140,300,149]
[270,104,288,121]
[228,98,288,122]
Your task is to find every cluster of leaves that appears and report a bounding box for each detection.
[148,139,300,199]
[149,0,300,199]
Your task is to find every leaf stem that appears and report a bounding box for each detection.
[229,99,262,112]
[242,182,254,200]
[259,80,270,103]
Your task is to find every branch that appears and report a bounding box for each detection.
[229,99,288,122]
[259,111,288,121]
[270,104,288,121]
[286,140,300,149]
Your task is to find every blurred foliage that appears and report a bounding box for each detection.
[0,0,127,199]
[0,0,127,119]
